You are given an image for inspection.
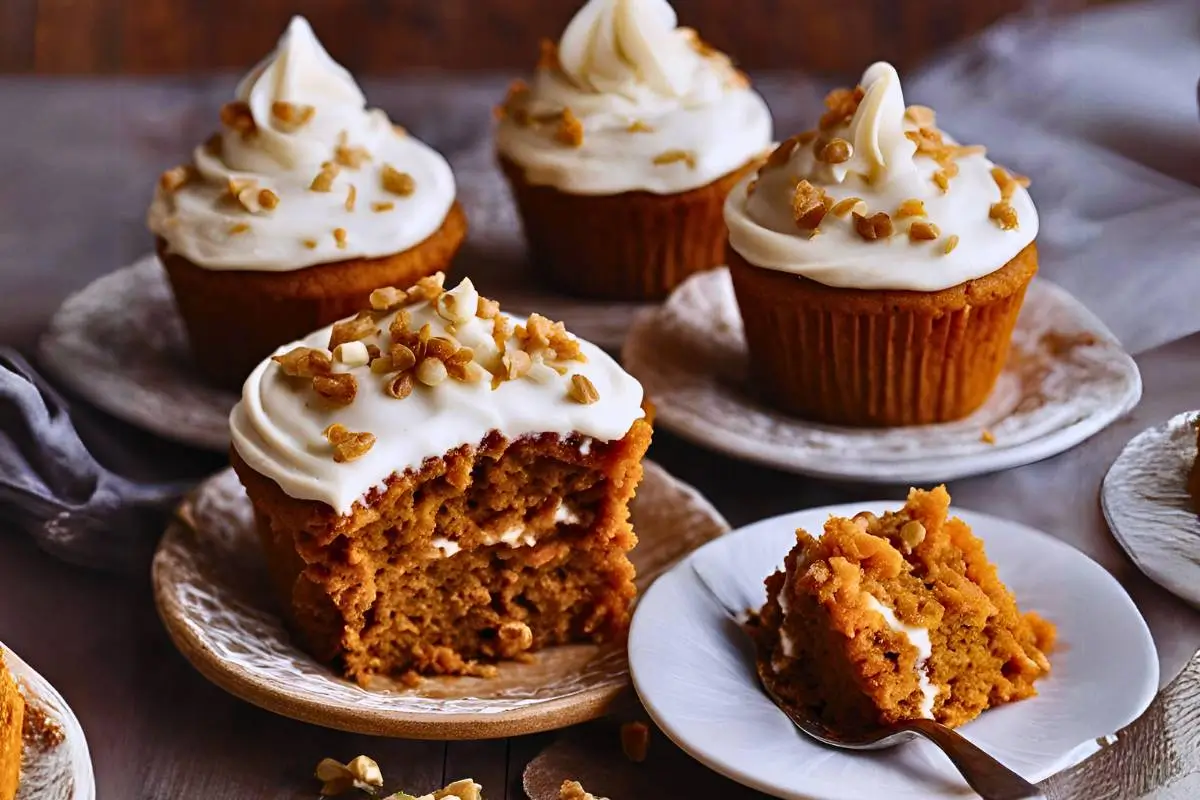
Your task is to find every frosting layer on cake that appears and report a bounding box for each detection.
[725,62,1037,291]
[495,0,772,195]
[230,276,646,514]
[147,16,456,271]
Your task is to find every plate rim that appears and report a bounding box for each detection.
[151,460,730,740]
[628,500,1160,800]
[622,274,1143,483]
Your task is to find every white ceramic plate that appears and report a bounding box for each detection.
[1,645,95,800]
[622,268,1142,484]
[1102,410,1200,609]
[152,461,728,739]
[37,255,650,452]
[628,502,1159,800]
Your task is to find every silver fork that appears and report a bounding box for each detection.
[690,559,1047,800]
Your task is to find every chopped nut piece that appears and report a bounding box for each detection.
[538,37,561,71]
[270,101,315,132]
[409,272,447,302]
[765,135,802,168]
[386,371,414,399]
[502,349,532,381]
[819,85,865,130]
[990,166,1022,201]
[228,222,250,235]
[333,341,370,367]
[425,336,457,362]
[899,520,927,552]
[417,357,448,386]
[895,199,926,218]
[334,136,372,170]
[313,373,357,406]
[310,162,340,192]
[496,620,534,657]
[158,164,196,193]
[258,188,280,210]
[627,120,654,133]
[390,343,418,372]
[476,296,501,319]
[436,278,480,325]
[908,221,940,241]
[560,780,608,800]
[370,356,395,374]
[322,424,375,463]
[989,202,1019,230]
[817,137,852,164]
[236,185,265,213]
[944,234,960,254]
[303,238,318,249]
[853,211,893,241]
[371,201,395,212]
[328,312,377,350]
[556,108,584,147]
[792,180,829,230]
[381,164,416,196]
[526,356,558,385]
[333,227,348,248]
[932,169,950,193]
[495,79,532,124]
[652,149,696,169]
[621,721,650,763]
[905,104,936,127]
[830,196,866,218]
[219,101,256,137]
[341,184,356,212]
[369,286,407,311]
[981,429,996,445]
[272,346,333,378]
[568,374,600,404]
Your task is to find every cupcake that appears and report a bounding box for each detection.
[495,0,773,301]
[148,17,466,389]
[725,62,1039,427]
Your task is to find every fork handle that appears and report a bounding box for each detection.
[904,718,1046,800]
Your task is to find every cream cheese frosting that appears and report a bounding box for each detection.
[230,275,646,515]
[725,62,1038,292]
[864,594,939,719]
[147,16,456,271]
[495,0,772,195]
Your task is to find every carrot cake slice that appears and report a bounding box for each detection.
[230,273,651,683]
[0,649,22,800]
[753,486,1053,731]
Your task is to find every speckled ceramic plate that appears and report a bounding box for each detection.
[37,255,650,452]
[622,268,1142,484]
[1,645,95,800]
[151,460,729,739]
[1102,411,1200,609]
[628,503,1159,800]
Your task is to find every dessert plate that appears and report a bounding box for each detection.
[1102,410,1200,609]
[623,268,1141,484]
[151,460,729,739]
[37,255,650,452]
[628,502,1158,800]
[1,645,96,800]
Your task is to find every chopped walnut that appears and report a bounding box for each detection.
[502,349,533,381]
[381,164,416,196]
[344,184,357,212]
[328,312,378,350]
[895,199,926,218]
[765,135,803,168]
[334,133,372,169]
[621,721,650,763]
[371,201,395,212]
[515,313,585,364]
[905,104,936,127]
[830,196,865,218]
[333,227,348,248]
[323,424,375,463]
[313,373,357,406]
[303,238,318,250]
[310,162,340,192]
[652,150,696,169]
[556,108,584,147]
[236,185,268,214]
[436,278,480,325]
[258,188,280,210]
[819,86,865,130]
[817,137,852,164]
[568,374,600,404]
[538,38,561,71]
[989,202,1019,230]
[228,222,250,235]
[495,79,532,124]
[627,120,654,133]
[990,166,1030,202]
[409,272,447,303]
[792,180,829,230]
[272,347,333,378]
[219,101,256,137]
[853,211,893,241]
[369,286,407,311]
[476,296,501,319]
[908,221,940,241]
[270,101,315,132]
[158,164,196,193]
[932,169,951,193]
[944,234,960,254]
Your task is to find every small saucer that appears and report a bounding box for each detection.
[622,268,1142,484]
[628,502,1158,800]
[1102,411,1200,609]
[38,255,651,452]
[2,645,96,800]
[152,461,729,739]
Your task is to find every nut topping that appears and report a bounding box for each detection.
[381,164,416,196]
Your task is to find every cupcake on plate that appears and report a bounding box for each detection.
[495,0,773,301]
[148,17,467,389]
[725,62,1039,427]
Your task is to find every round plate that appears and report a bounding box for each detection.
[151,461,729,739]
[1102,410,1200,609]
[2,645,96,800]
[628,502,1159,800]
[37,255,650,452]
[622,268,1142,483]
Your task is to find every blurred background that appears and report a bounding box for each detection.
[1,0,1099,75]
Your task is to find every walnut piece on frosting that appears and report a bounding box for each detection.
[792,181,830,230]
[381,164,416,196]
[323,424,375,463]
[652,150,696,169]
[270,101,315,132]
[556,108,584,148]
[853,211,893,241]
[310,162,340,192]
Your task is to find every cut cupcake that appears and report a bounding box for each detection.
[495,0,773,300]
[725,62,1038,426]
[0,649,22,800]
[753,486,1053,731]
[148,17,467,389]
[230,273,651,683]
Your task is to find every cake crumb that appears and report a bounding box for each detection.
[981,429,996,445]
[620,721,650,762]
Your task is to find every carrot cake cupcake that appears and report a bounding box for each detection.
[753,487,1053,732]
[496,0,773,300]
[148,17,467,389]
[0,650,22,800]
[726,62,1038,426]
[230,273,651,682]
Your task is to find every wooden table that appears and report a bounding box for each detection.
[1,75,1199,800]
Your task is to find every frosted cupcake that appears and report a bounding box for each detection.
[148,17,466,389]
[725,63,1039,427]
[495,0,773,301]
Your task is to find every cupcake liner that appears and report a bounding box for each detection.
[160,202,467,390]
[728,245,1038,427]
[501,156,756,302]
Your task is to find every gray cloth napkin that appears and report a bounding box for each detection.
[0,348,189,572]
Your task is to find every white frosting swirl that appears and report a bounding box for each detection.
[147,16,456,271]
[495,0,772,195]
[230,278,647,514]
[726,62,1038,292]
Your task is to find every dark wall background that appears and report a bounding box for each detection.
[0,0,1093,75]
